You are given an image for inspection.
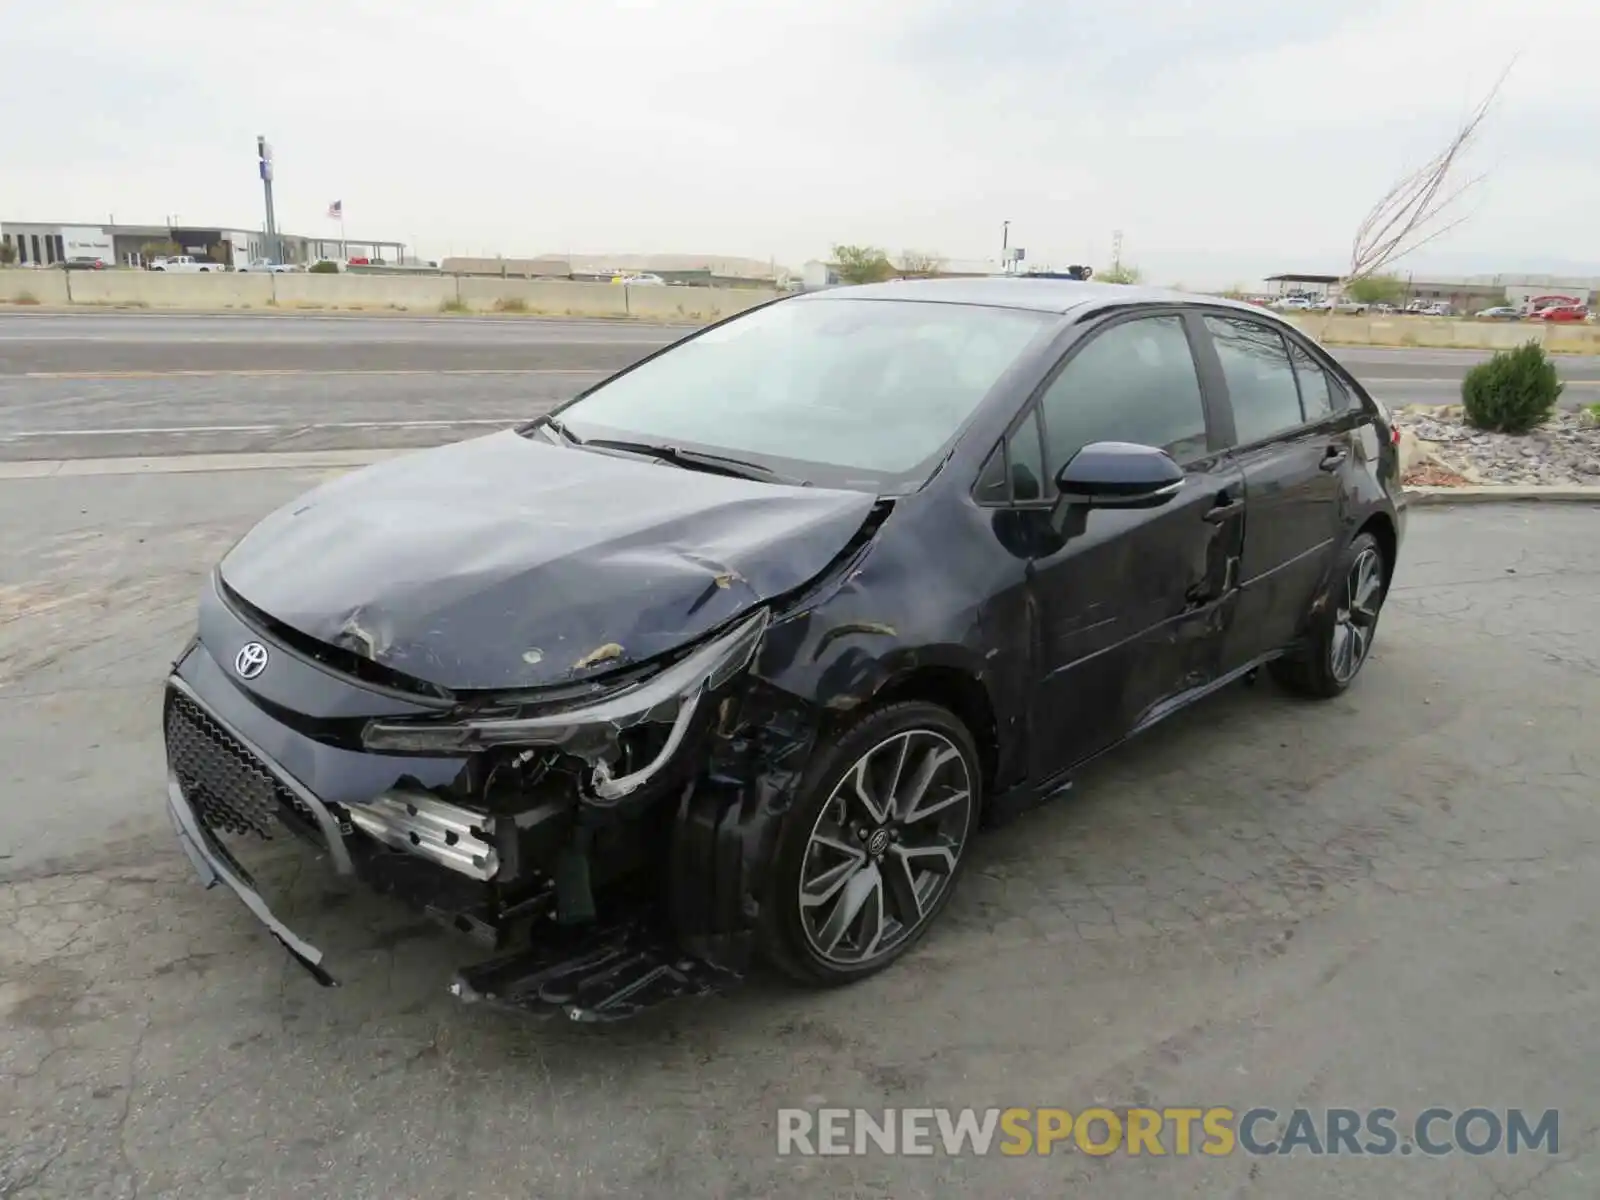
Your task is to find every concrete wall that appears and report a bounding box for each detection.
[621,285,771,322]
[4,269,1594,349]
[271,273,455,310]
[65,270,275,308]
[0,269,70,305]
[0,268,779,321]
[456,277,629,316]
[1282,313,1600,354]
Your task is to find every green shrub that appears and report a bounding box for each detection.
[439,297,468,313]
[308,260,340,274]
[1461,342,1562,433]
[492,296,527,312]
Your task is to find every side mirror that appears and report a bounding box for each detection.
[1054,442,1185,510]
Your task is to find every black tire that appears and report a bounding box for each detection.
[1270,531,1388,699]
[758,701,982,987]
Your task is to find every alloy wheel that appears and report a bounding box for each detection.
[1330,546,1383,684]
[797,729,974,967]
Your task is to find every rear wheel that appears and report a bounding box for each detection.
[760,702,980,986]
[1270,531,1387,699]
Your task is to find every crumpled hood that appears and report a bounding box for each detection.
[219,430,879,692]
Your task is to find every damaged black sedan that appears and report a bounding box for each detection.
[164,279,1406,1019]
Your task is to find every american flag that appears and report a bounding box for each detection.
[327,200,343,219]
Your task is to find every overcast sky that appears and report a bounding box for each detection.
[7,0,1597,284]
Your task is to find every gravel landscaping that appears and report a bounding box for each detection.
[1399,404,1600,486]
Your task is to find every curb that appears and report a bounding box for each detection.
[1405,485,1600,505]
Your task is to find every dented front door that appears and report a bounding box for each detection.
[1025,453,1246,782]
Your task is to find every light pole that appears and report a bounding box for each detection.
[257,136,279,264]
[1001,221,1010,273]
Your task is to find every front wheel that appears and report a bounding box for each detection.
[1270,531,1388,698]
[759,702,981,986]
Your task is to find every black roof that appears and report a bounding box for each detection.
[794,276,1272,320]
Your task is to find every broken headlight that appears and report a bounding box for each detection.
[360,609,770,804]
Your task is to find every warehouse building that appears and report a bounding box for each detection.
[1265,271,1598,309]
[1,219,405,268]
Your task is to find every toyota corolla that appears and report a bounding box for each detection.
[163,279,1405,1020]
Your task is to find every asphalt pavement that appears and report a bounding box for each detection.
[2,475,1598,1198]
[3,312,1599,1196]
[1,311,1596,462]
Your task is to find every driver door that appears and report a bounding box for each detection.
[1019,311,1246,783]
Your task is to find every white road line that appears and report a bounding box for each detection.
[17,368,605,378]
[2,418,522,438]
[0,448,406,480]
[1361,376,1600,385]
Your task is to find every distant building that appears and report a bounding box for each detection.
[435,253,785,287]
[2,218,405,268]
[1265,271,1599,309]
[440,256,573,279]
[801,257,1000,290]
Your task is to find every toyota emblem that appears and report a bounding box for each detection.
[234,641,270,680]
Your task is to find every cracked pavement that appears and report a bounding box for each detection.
[2,471,1599,1198]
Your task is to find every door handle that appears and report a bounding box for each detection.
[1319,445,1349,471]
[1203,496,1245,524]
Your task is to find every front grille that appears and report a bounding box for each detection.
[165,689,315,840]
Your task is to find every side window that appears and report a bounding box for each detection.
[1287,341,1335,421]
[974,442,1008,503]
[1009,407,1045,500]
[1204,315,1305,444]
[1327,372,1353,413]
[973,408,1046,504]
[1038,315,1209,480]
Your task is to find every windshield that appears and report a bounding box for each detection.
[554,298,1053,489]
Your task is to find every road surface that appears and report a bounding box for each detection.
[1,311,1595,462]
[2,478,1598,1198]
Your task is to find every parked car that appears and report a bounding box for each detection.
[150,255,221,273]
[1536,304,1588,322]
[1527,295,1582,316]
[619,272,667,286]
[61,256,106,271]
[162,279,1407,1020]
[1273,297,1314,311]
[1474,306,1521,320]
[236,259,300,273]
[1420,303,1452,317]
[1334,299,1369,314]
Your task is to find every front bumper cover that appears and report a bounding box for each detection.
[164,672,348,985]
[163,669,748,1020]
[166,762,337,986]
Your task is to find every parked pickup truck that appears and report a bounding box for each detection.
[235,259,300,273]
[150,256,221,273]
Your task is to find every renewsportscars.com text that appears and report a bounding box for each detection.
[776,1106,1561,1158]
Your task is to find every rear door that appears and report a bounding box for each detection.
[1194,312,1354,667]
[1007,310,1247,781]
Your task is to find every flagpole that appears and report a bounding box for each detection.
[340,212,347,261]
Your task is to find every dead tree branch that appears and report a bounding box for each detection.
[1346,60,1513,283]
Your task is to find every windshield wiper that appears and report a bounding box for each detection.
[525,413,584,444]
[580,438,807,486]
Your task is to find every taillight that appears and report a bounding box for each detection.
[1391,426,1401,445]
